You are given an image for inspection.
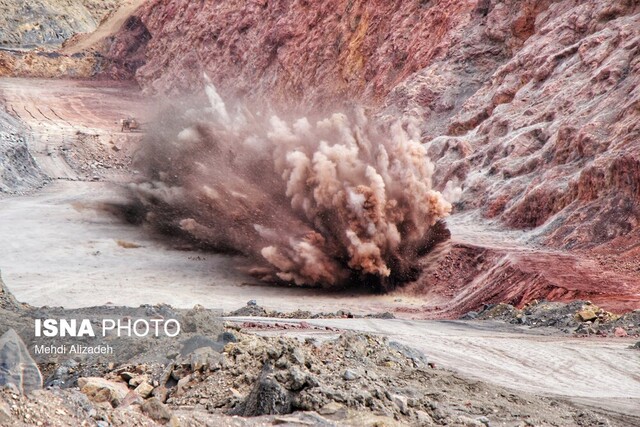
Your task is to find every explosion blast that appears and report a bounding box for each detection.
[124,78,455,291]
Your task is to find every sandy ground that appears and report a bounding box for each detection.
[0,77,639,421]
[0,77,405,313]
[0,178,408,312]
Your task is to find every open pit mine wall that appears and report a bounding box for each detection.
[0,0,123,48]
[111,0,640,253]
[0,108,46,195]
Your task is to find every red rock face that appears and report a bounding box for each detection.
[435,1,640,249]
[109,0,640,312]
[124,0,475,106]
[102,15,151,80]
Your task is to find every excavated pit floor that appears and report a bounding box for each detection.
[0,77,638,422]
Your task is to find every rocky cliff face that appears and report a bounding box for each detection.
[0,108,46,195]
[118,0,640,252]
[424,1,640,255]
[125,0,476,104]
[0,0,122,48]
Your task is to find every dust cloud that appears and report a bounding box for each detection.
[124,78,454,291]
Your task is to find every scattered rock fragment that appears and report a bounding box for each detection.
[189,346,222,372]
[77,377,128,407]
[120,390,143,407]
[473,300,637,336]
[391,393,409,414]
[141,396,174,424]
[342,369,359,381]
[613,327,628,337]
[152,385,170,403]
[134,381,154,398]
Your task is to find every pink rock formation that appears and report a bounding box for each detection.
[119,0,475,105]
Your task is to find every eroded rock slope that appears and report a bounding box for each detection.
[0,0,122,48]
[0,108,46,195]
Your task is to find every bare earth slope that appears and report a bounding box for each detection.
[61,0,146,56]
[127,0,477,105]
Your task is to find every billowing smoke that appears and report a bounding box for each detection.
[125,78,454,291]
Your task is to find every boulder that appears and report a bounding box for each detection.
[134,381,154,398]
[77,377,128,407]
[231,364,292,416]
[577,309,598,322]
[0,329,42,394]
[141,397,174,424]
